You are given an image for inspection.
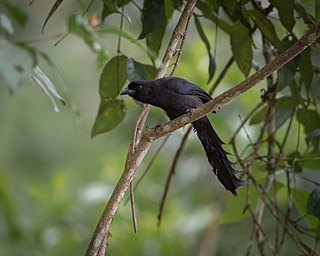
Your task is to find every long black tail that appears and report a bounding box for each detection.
[192,117,248,195]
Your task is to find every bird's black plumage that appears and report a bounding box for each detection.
[120,77,248,195]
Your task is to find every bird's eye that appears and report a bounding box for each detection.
[136,85,143,90]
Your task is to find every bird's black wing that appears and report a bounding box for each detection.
[158,77,212,104]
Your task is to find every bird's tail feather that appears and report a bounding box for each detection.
[192,117,248,195]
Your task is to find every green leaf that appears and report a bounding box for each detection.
[269,0,295,31]
[249,106,267,125]
[292,3,316,25]
[299,151,320,170]
[0,38,34,92]
[126,58,156,81]
[276,36,300,91]
[142,64,157,80]
[3,0,28,27]
[296,109,320,149]
[42,0,63,33]
[91,99,126,137]
[171,0,183,10]
[249,97,294,128]
[221,185,258,224]
[101,0,132,22]
[293,189,319,230]
[196,1,231,34]
[317,1,320,21]
[0,13,14,34]
[146,16,167,59]
[230,21,252,77]
[194,15,216,82]
[68,14,108,66]
[307,189,320,219]
[164,0,175,18]
[300,51,313,94]
[306,129,320,147]
[221,0,238,20]
[99,55,128,99]
[138,0,165,39]
[248,9,283,50]
[274,97,294,129]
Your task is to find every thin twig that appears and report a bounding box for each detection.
[170,7,193,76]
[157,125,193,227]
[130,180,138,233]
[124,135,171,205]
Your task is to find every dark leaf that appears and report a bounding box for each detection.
[288,79,301,105]
[292,3,316,25]
[248,9,283,50]
[194,15,216,82]
[300,51,313,93]
[196,1,231,34]
[101,0,132,21]
[307,189,320,219]
[143,64,157,80]
[250,97,294,128]
[42,0,63,33]
[221,0,238,20]
[3,0,28,27]
[146,16,167,59]
[296,109,320,135]
[208,54,216,83]
[269,0,295,31]
[311,46,320,68]
[317,1,320,21]
[306,129,320,146]
[171,0,184,10]
[91,99,126,137]
[297,109,320,149]
[274,97,294,129]
[138,0,165,39]
[126,58,156,81]
[230,21,252,77]
[100,55,128,100]
[293,189,319,230]
[276,36,300,91]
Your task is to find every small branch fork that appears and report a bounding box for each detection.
[85,9,320,255]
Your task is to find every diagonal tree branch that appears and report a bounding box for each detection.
[143,24,320,141]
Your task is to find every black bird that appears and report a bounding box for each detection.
[120,77,248,195]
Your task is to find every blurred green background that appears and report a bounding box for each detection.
[0,1,319,256]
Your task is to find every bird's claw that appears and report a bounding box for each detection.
[154,125,162,134]
[185,108,195,116]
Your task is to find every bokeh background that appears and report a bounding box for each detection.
[1,1,319,255]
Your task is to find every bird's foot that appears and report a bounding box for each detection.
[154,124,162,134]
[185,108,196,116]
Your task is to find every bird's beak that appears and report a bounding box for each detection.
[120,87,133,96]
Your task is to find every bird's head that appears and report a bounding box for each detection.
[120,80,153,104]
